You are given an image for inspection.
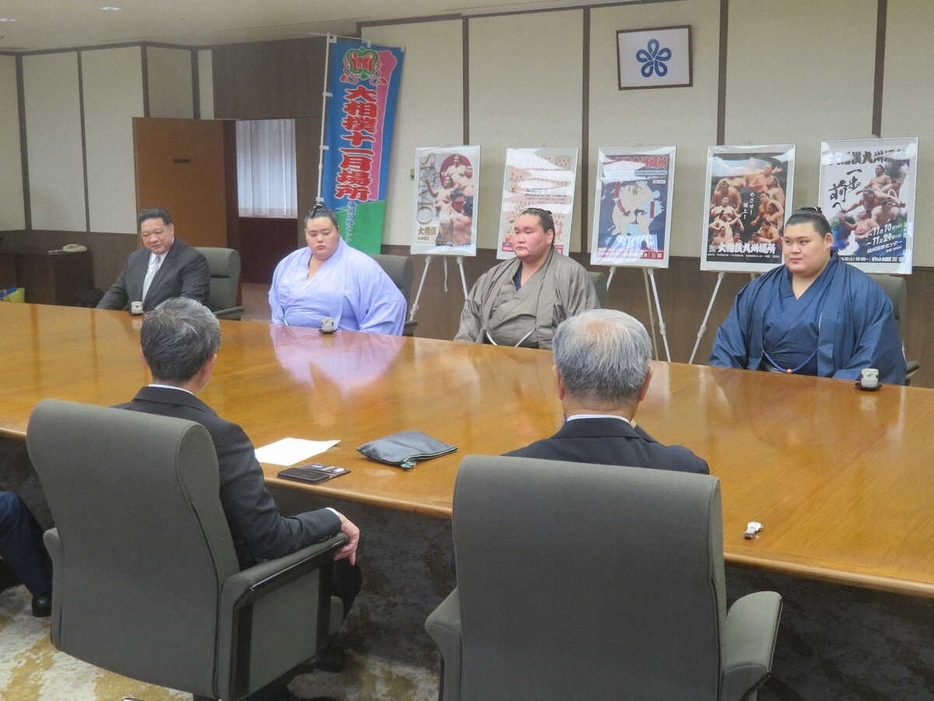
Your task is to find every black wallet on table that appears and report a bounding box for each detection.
[356,430,457,470]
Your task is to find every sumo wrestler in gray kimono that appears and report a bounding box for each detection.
[455,208,600,350]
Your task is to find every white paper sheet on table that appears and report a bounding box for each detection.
[254,437,340,466]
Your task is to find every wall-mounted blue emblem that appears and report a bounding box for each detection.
[636,39,672,78]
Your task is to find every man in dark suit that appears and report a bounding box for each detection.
[118,298,358,701]
[506,309,708,475]
[117,297,359,568]
[97,207,210,312]
[0,491,53,617]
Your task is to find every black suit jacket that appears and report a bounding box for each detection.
[97,238,210,311]
[116,386,341,568]
[505,417,709,475]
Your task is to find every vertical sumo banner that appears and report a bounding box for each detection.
[497,148,578,259]
[700,145,795,273]
[321,39,404,254]
[590,146,676,268]
[819,138,917,275]
[411,146,480,256]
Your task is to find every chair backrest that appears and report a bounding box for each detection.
[26,399,240,694]
[370,253,414,303]
[198,246,242,311]
[589,270,608,306]
[452,455,726,700]
[868,273,907,339]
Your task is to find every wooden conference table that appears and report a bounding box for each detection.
[2,302,933,598]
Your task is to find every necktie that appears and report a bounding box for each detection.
[141,254,162,302]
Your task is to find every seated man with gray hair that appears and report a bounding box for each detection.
[506,309,708,474]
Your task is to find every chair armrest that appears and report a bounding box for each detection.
[42,528,63,645]
[222,533,347,607]
[212,306,245,321]
[42,527,62,569]
[426,588,462,701]
[906,360,920,385]
[216,534,347,699]
[720,591,782,701]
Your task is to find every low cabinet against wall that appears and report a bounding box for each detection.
[0,252,15,291]
[9,249,95,306]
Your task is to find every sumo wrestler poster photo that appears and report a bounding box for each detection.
[497,147,579,259]
[411,146,480,257]
[818,137,917,275]
[590,146,676,268]
[700,145,796,273]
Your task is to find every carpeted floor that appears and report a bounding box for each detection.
[0,584,439,701]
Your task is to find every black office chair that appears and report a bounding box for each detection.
[370,253,416,336]
[27,399,345,701]
[427,455,782,701]
[198,247,246,320]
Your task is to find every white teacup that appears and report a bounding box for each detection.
[860,367,880,388]
[130,301,144,315]
[320,317,336,334]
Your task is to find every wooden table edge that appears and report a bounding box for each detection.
[266,476,454,520]
[726,553,934,598]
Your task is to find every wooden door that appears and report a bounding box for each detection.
[133,117,237,249]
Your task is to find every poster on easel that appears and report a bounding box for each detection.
[496,147,578,259]
[819,137,917,275]
[700,144,795,273]
[590,146,675,268]
[411,146,480,256]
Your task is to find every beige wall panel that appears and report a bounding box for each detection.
[0,55,25,230]
[883,0,934,266]
[590,1,720,258]
[147,47,193,119]
[82,47,145,234]
[726,0,877,214]
[198,49,214,119]
[470,11,584,251]
[23,52,86,232]
[363,20,464,247]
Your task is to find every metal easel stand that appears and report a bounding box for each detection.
[689,272,725,365]
[645,268,671,362]
[409,255,470,323]
[688,271,757,364]
[641,268,660,360]
[604,266,669,361]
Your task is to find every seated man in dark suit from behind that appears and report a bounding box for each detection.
[118,298,359,701]
[97,207,210,312]
[506,308,708,474]
[0,491,53,617]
